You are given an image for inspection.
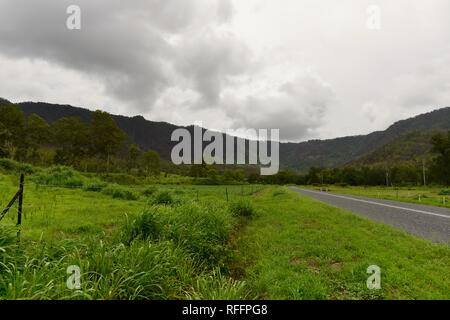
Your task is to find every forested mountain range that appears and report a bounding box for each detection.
[9,99,450,171]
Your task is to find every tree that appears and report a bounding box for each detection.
[128,143,141,171]
[190,162,208,178]
[430,131,450,185]
[143,150,161,176]
[306,167,322,184]
[52,116,89,166]
[90,110,126,171]
[0,104,25,158]
[24,113,50,161]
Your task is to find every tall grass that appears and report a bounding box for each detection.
[151,191,174,205]
[0,198,249,300]
[186,269,249,300]
[229,199,256,218]
[119,202,235,267]
[32,166,84,188]
[101,184,139,200]
[0,158,34,175]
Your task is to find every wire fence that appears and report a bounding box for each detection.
[0,174,267,232]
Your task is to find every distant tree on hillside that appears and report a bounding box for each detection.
[90,110,127,172]
[52,116,89,166]
[24,113,50,161]
[128,143,142,171]
[190,163,204,178]
[143,149,160,176]
[430,131,450,185]
[0,104,25,158]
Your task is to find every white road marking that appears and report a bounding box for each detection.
[292,188,450,220]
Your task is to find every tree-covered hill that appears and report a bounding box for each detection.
[347,130,441,168]
[9,99,450,171]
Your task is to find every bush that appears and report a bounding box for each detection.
[32,166,84,188]
[118,202,234,267]
[102,184,138,200]
[0,158,34,174]
[151,191,173,205]
[83,179,108,192]
[438,189,450,195]
[142,186,158,197]
[162,203,234,267]
[272,187,287,197]
[100,173,139,185]
[336,183,348,187]
[229,199,256,218]
[119,210,162,244]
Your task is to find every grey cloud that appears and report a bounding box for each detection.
[2,0,449,142]
[175,32,253,107]
[216,0,235,24]
[0,0,246,111]
[224,75,335,141]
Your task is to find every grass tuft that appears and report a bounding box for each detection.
[229,199,256,218]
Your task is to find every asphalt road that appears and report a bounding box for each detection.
[289,187,450,244]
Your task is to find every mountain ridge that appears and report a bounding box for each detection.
[5,99,450,171]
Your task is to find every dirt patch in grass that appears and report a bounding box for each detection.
[329,261,343,272]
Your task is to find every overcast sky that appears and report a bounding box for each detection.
[0,0,449,141]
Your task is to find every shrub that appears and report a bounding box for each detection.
[102,184,138,200]
[438,189,450,195]
[151,191,173,205]
[119,210,162,244]
[83,179,108,192]
[142,186,158,197]
[229,199,256,218]
[100,173,139,185]
[0,158,34,174]
[32,166,84,188]
[272,187,287,197]
[336,183,348,187]
[162,203,234,267]
[118,202,234,267]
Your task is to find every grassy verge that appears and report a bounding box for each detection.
[0,171,260,300]
[235,187,450,299]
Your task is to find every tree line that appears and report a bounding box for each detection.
[250,131,450,187]
[0,103,161,175]
[1,102,449,185]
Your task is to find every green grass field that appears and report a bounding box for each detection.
[1,170,449,300]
